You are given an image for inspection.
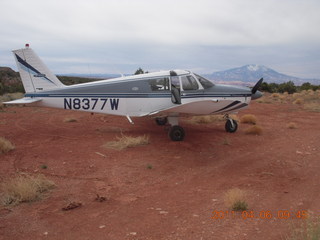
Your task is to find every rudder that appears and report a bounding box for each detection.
[13,45,65,93]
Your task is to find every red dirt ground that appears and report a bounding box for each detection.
[0,101,319,240]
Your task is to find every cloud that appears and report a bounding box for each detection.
[1,0,320,78]
[2,0,320,46]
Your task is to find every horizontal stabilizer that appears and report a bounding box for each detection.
[3,97,42,105]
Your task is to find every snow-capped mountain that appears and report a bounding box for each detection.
[205,64,319,85]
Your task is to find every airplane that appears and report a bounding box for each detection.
[4,44,263,141]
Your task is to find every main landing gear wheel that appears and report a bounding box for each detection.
[225,119,238,133]
[169,125,185,141]
[155,117,167,126]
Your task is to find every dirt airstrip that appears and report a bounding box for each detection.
[0,100,319,240]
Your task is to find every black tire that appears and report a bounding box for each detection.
[225,119,238,133]
[169,125,185,141]
[155,117,167,126]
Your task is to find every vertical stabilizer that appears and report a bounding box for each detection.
[13,45,65,93]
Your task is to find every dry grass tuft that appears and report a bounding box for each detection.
[240,114,257,125]
[301,90,308,95]
[63,117,78,123]
[307,89,315,95]
[292,93,301,99]
[287,122,298,129]
[304,102,320,112]
[244,125,263,135]
[271,93,280,98]
[224,188,248,211]
[0,174,55,206]
[104,134,150,150]
[293,98,304,105]
[0,137,15,154]
[189,115,224,124]
[256,95,273,104]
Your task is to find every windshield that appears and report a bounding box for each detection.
[195,74,214,89]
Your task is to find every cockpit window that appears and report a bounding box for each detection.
[195,74,214,89]
[181,75,199,90]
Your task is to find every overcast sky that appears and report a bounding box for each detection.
[1,0,320,79]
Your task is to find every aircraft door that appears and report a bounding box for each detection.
[170,75,181,104]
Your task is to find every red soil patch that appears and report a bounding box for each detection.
[0,101,319,239]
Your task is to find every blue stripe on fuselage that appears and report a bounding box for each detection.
[25,93,250,98]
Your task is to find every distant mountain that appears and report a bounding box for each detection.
[205,64,319,86]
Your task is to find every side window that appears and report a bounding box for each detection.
[149,78,170,91]
[181,76,199,90]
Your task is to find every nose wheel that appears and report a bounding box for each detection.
[164,116,185,141]
[169,125,185,141]
[225,118,238,133]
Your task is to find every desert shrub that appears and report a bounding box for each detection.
[104,134,149,150]
[304,102,320,112]
[0,137,15,154]
[0,174,55,206]
[293,98,304,105]
[287,122,298,129]
[307,89,314,95]
[292,93,301,99]
[244,125,263,135]
[190,115,224,124]
[279,95,287,101]
[300,82,313,91]
[271,93,280,98]
[240,114,257,125]
[224,188,248,211]
[301,90,308,95]
[256,95,273,104]
[232,201,248,211]
[278,81,297,94]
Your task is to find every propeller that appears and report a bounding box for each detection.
[251,78,263,94]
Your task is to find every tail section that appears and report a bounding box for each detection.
[13,45,65,93]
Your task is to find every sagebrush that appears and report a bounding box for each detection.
[240,114,257,125]
[0,174,55,206]
[224,188,248,211]
[104,134,150,150]
[244,125,263,135]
